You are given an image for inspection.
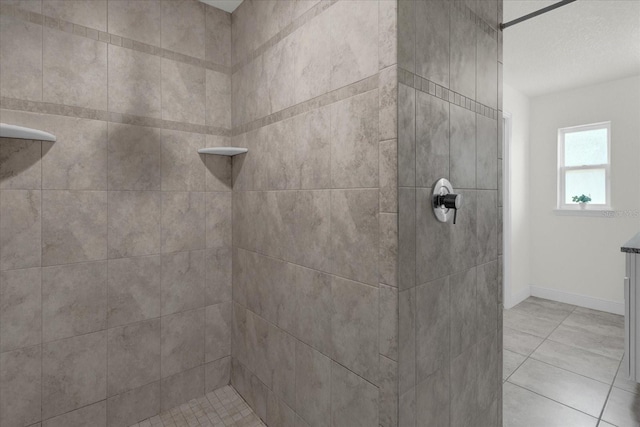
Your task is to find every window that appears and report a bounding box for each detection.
[557,122,611,209]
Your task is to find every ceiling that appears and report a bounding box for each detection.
[199,0,243,13]
[503,0,640,97]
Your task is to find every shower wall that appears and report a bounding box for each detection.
[230,0,399,426]
[0,1,233,426]
[397,0,503,426]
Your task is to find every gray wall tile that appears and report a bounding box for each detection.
[108,191,161,258]
[379,0,397,70]
[206,192,232,249]
[205,5,231,67]
[330,362,379,427]
[107,319,161,397]
[295,340,331,427]
[477,28,498,109]
[293,11,330,104]
[161,250,206,315]
[205,302,231,363]
[0,15,42,101]
[107,0,161,46]
[477,114,498,190]
[449,104,476,189]
[107,123,162,191]
[331,90,379,189]
[106,381,160,427]
[42,331,107,419]
[330,189,378,286]
[416,91,449,188]
[42,190,107,265]
[380,283,399,361]
[41,116,108,191]
[416,277,450,383]
[108,45,162,118]
[416,366,450,427]
[450,6,476,99]
[161,130,206,192]
[107,255,161,328]
[206,70,232,129]
[415,0,450,87]
[43,400,106,427]
[0,345,42,427]
[161,0,205,59]
[204,356,230,392]
[43,0,107,31]
[43,28,107,110]
[0,139,41,190]
[42,261,107,342]
[398,84,416,187]
[161,59,206,125]
[0,268,41,352]
[0,189,41,270]
[331,276,378,384]
[161,191,205,253]
[160,366,204,412]
[329,0,378,90]
[161,308,205,378]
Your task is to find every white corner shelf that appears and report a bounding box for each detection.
[198,147,248,156]
[0,123,56,142]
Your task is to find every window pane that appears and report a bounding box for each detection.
[565,168,606,204]
[564,127,608,166]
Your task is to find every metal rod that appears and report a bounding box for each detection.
[500,0,578,30]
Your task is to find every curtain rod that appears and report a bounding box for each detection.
[500,0,578,30]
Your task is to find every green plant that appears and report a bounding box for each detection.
[572,194,592,204]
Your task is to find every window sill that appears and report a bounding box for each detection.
[554,208,614,217]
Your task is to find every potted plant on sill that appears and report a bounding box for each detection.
[572,194,592,210]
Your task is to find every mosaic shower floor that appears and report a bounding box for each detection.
[128,385,265,427]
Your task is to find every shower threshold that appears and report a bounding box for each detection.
[129,385,264,427]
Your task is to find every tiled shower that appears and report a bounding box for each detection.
[0,0,502,426]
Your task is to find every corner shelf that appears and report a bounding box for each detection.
[0,123,56,142]
[198,147,248,156]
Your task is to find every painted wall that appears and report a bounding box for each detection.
[229,1,398,426]
[529,75,640,312]
[0,1,233,426]
[503,84,531,307]
[397,0,503,425]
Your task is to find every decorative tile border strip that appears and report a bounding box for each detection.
[452,0,498,39]
[0,97,232,137]
[232,73,379,136]
[0,3,230,75]
[231,0,339,73]
[398,68,498,120]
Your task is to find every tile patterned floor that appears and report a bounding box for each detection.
[503,296,640,427]
[129,386,265,427]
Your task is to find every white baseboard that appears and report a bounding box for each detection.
[529,285,624,315]
[505,286,531,309]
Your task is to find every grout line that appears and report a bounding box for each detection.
[505,381,601,421]
[597,358,622,425]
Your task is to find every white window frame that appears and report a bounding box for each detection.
[557,121,611,210]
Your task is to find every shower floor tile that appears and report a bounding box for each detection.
[128,385,265,427]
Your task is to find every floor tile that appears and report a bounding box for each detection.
[503,327,544,356]
[509,296,575,323]
[614,363,640,395]
[563,308,624,338]
[548,323,624,360]
[601,387,640,427]
[530,340,620,384]
[508,359,610,417]
[130,385,265,427]
[504,310,560,338]
[503,382,598,427]
[503,349,526,381]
